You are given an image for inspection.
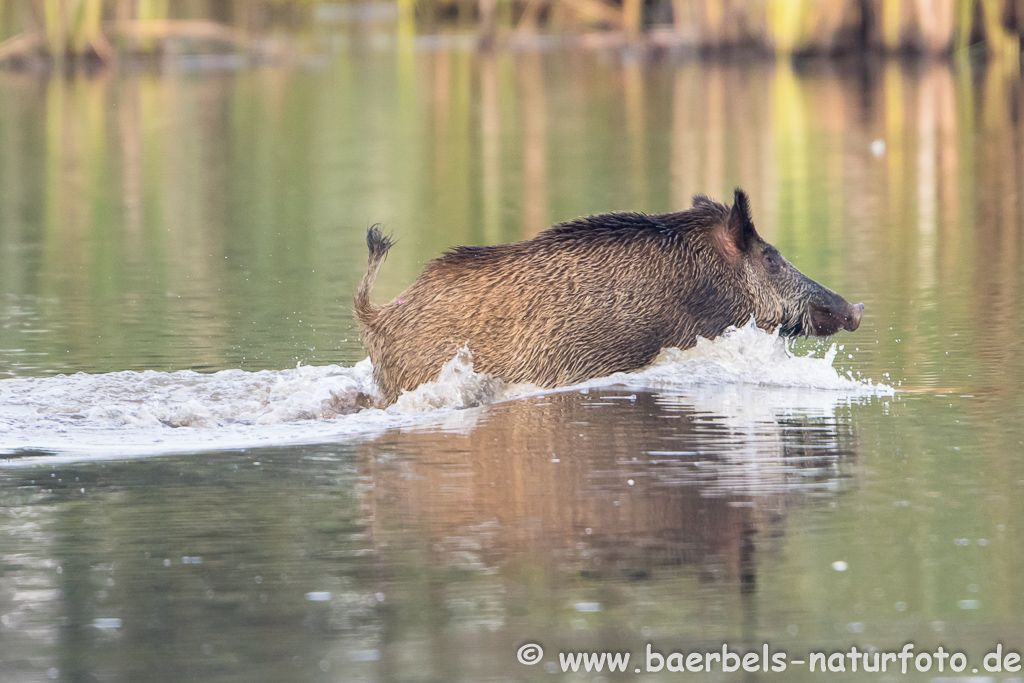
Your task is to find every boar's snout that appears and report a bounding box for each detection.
[847,302,864,332]
[808,298,864,336]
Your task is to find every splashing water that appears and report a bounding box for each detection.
[0,321,890,460]
[605,319,889,393]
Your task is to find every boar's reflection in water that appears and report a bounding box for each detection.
[356,189,863,407]
[359,389,857,589]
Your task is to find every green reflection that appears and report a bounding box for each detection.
[2,46,1024,682]
[1,51,1021,404]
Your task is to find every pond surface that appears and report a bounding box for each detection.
[2,44,1024,682]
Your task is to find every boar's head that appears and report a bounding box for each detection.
[705,189,863,337]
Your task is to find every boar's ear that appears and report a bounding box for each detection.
[727,188,757,252]
[711,188,758,261]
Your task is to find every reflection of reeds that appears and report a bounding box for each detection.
[518,51,548,235]
[4,48,1024,621]
[3,37,1024,394]
[622,60,647,205]
[479,52,502,242]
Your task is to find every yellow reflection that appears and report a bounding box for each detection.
[480,52,502,243]
[771,61,809,241]
[518,52,548,236]
[671,63,699,209]
[623,58,647,207]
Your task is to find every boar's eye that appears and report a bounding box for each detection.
[762,250,782,274]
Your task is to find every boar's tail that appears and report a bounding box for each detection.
[354,225,394,327]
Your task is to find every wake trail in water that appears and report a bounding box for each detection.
[0,321,892,461]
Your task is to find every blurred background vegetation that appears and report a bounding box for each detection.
[1,11,1023,677]
[0,0,1022,66]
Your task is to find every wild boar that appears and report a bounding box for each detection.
[355,189,863,407]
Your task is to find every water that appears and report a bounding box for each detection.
[1,45,1024,682]
[0,321,888,459]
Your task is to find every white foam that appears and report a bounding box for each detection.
[0,349,511,464]
[391,346,507,412]
[596,319,890,394]
[0,321,891,463]
[569,319,893,424]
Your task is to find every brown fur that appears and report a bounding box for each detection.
[356,189,862,407]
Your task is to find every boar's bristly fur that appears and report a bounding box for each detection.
[355,189,863,407]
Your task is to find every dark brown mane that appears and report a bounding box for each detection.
[442,200,732,265]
